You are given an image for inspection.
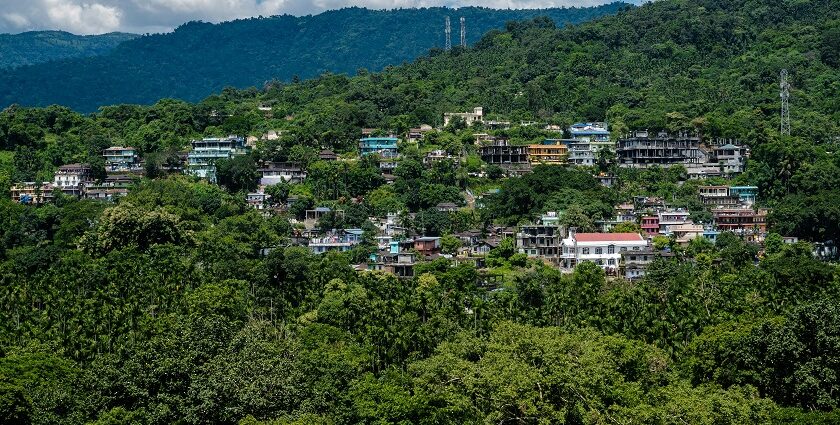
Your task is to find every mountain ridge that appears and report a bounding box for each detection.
[0,4,632,112]
[0,31,138,69]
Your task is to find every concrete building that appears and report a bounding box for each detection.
[516,219,567,266]
[258,161,306,185]
[479,140,528,165]
[11,182,54,204]
[54,163,93,196]
[561,231,648,271]
[83,174,135,201]
[103,147,139,172]
[187,136,248,182]
[713,207,769,239]
[443,107,483,127]
[621,249,676,280]
[699,185,740,207]
[528,140,568,165]
[617,131,705,167]
[309,229,364,254]
[569,122,612,151]
[657,210,691,235]
[360,137,399,171]
[711,143,748,174]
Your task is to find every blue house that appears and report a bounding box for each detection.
[360,137,399,158]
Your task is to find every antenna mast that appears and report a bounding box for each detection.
[460,17,466,47]
[780,69,790,136]
[445,17,452,51]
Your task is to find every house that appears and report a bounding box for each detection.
[54,163,93,196]
[424,150,459,165]
[319,149,337,161]
[186,136,248,182]
[305,207,344,222]
[309,229,363,254]
[436,202,459,213]
[103,147,139,172]
[246,190,270,210]
[614,203,636,223]
[389,252,417,278]
[443,107,483,127]
[407,125,434,143]
[258,161,306,185]
[561,231,648,270]
[672,223,705,245]
[414,237,442,256]
[617,130,705,167]
[528,140,568,165]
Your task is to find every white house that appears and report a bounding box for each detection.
[561,231,648,271]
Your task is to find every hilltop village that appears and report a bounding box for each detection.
[10,105,811,282]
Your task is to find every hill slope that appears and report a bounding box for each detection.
[0,31,138,69]
[0,4,630,112]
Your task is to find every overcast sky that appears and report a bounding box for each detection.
[0,0,632,35]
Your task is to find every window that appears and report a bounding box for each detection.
[633,246,640,251]
[595,247,602,255]
[620,247,627,252]
[608,245,615,254]
[582,248,589,255]
[608,259,615,266]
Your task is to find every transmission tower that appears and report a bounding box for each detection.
[460,17,466,47]
[445,17,451,51]
[780,69,790,136]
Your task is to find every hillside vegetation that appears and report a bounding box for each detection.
[0,31,137,69]
[0,4,629,112]
[1,0,840,423]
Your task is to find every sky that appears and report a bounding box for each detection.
[0,0,631,35]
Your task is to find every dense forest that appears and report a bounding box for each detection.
[0,31,137,69]
[0,4,630,112]
[1,0,840,423]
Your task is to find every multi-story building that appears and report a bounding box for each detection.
[657,210,691,235]
[413,237,442,256]
[698,185,740,207]
[258,161,306,185]
[729,186,758,206]
[360,137,399,171]
[444,107,483,127]
[620,249,675,280]
[11,182,54,204]
[309,229,364,254]
[560,139,596,166]
[516,220,566,266]
[407,125,434,144]
[54,163,93,196]
[672,223,705,245]
[713,207,769,237]
[569,122,612,151]
[187,136,248,182]
[711,143,748,174]
[561,231,648,270]
[103,147,140,172]
[617,130,705,167]
[528,140,568,165]
[641,216,659,236]
[479,140,529,165]
[83,174,135,201]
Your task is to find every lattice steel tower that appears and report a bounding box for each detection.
[780,69,790,136]
[445,17,452,51]
[460,17,466,47]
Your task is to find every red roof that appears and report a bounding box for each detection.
[574,233,644,242]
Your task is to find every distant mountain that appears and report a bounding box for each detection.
[0,31,138,69]
[0,4,631,113]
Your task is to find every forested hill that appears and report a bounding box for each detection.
[0,31,138,69]
[0,4,630,113]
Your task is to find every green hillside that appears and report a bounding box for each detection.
[1,1,840,423]
[0,31,137,68]
[0,4,630,112]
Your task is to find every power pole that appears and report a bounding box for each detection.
[445,17,451,51]
[780,69,790,136]
[460,17,466,47]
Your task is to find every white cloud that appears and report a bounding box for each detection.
[0,0,629,34]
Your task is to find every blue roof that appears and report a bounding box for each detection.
[360,137,399,142]
[569,123,610,135]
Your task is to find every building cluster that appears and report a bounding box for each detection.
[11,146,143,204]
